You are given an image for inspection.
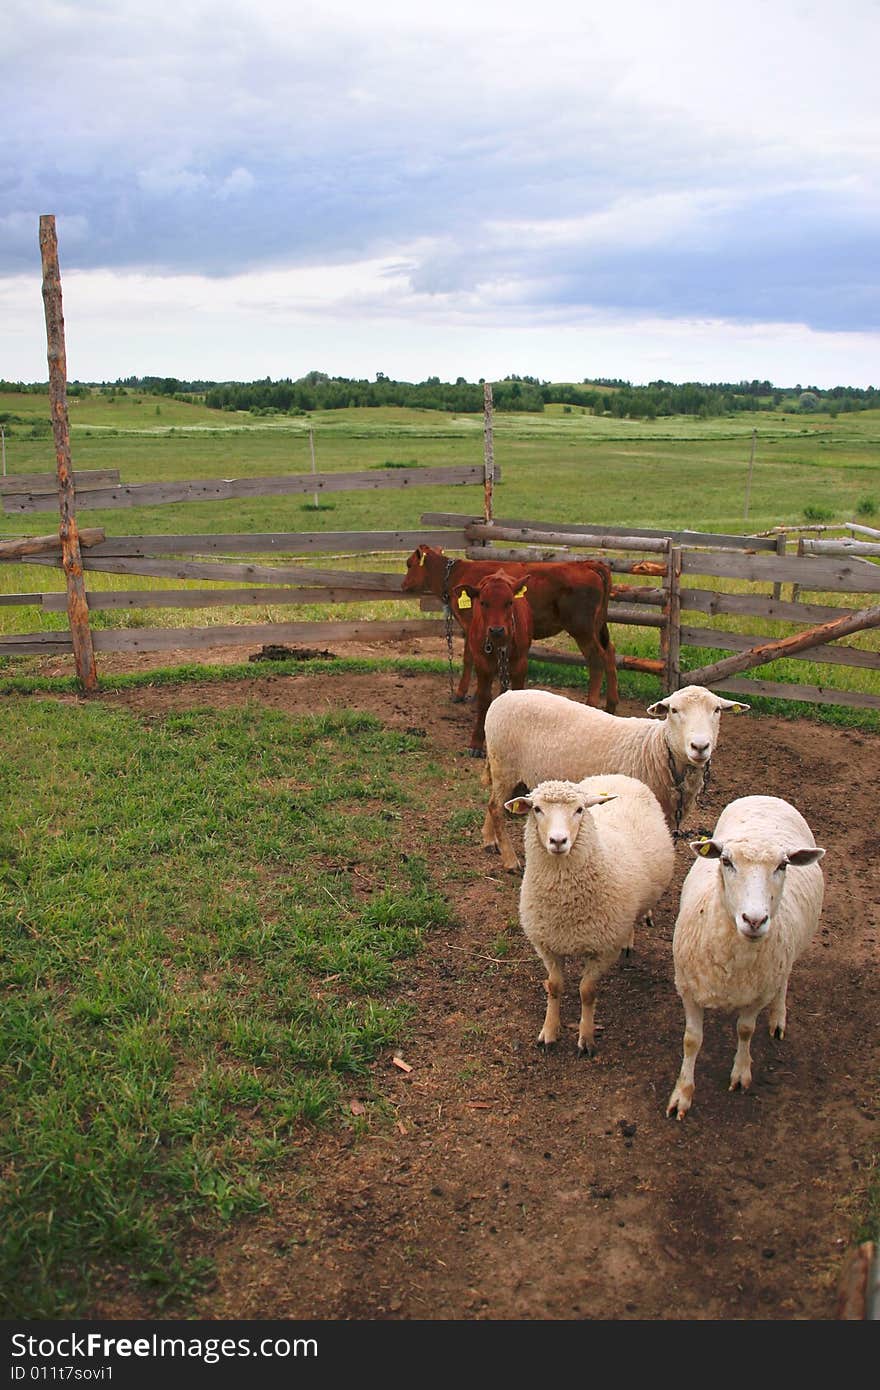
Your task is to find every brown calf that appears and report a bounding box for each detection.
[453,570,534,755]
[402,545,617,711]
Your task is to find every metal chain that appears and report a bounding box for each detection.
[668,747,712,841]
[442,557,457,700]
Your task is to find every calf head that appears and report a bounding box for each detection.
[459,571,530,655]
[401,544,443,593]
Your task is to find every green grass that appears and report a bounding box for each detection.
[0,698,450,1315]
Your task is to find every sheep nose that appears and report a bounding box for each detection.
[741,911,768,931]
[689,739,710,758]
[548,834,569,852]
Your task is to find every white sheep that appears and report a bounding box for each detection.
[482,684,749,871]
[666,795,826,1120]
[505,774,675,1055]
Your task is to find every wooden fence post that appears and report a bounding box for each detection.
[743,428,756,522]
[483,383,495,523]
[791,536,804,604]
[39,214,97,692]
[772,531,785,601]
[659,540,682,693]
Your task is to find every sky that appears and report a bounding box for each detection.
[3,0,879,388]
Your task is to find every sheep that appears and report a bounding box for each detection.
[666,795,826,1120]
[482,684,750,871]
[505,774,675,1056]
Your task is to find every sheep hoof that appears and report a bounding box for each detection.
[467,747,486,759]
[771,1025,785,1040]
[483,843,500,856]
[536,1038,557,1051]
[577,1042,597,1059]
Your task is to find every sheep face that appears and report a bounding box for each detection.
[505,781,616,857]
[646,685,750,769]
[690,836,825,941]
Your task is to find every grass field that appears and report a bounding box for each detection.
[1,389,878,717]
[0,696,451,1315]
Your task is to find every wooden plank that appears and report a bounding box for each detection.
[464,544,667,575]
[681,625,880,671]
[88,618,446,654]
[681,548,880,593]
[801,538,880,558]
[708,676,880,711]
[41,586,416,612]
[24,555,408,590]
[465,521,670,553]
[422,512,778,550]
[528,644,664,675]
[681,588,854,625]
[40,214,97,692]
[0,593,45,606]
[0,630,74,653]
[850,523,880,540]
[0,527,105,560]
[0,469,120,495]
[683,603,880,686]
[86,529,466,558]
[4,464,497,514]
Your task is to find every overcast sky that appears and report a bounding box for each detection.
[3,0,879,387]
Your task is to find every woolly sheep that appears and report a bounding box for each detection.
[666,795,826,1120]
[483,684,749,871]
[506,774,675,1056]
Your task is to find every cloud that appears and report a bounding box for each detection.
[2,0,878,379]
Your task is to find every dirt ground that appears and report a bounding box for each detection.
[27,635,880,1320]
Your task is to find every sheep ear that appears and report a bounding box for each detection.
[646,697,671,716]
[504,796,533,816]
[690,837,723,859]
[786,847,825,866]
[716,697,750,713]
[583,792,617,809]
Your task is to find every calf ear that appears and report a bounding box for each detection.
[504,797,533,815]
[689,837,723,859]
[786,847,825,866]
[716,697,750,713]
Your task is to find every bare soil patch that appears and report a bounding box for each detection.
[38,637,879,1320]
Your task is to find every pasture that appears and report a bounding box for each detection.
[1,391,879,708]
[1,393,878,1318]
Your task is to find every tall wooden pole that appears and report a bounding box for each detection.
[743,428,756,522]
[39,214,97,691]
[482,382,495,523]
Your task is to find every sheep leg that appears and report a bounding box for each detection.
[535,947,564,1047]
[666,991,704,1120]
[767,980,789,1039]
[729,1006,760,1093]
[576,968,602,1056]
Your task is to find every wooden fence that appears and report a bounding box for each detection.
[3,486,878,710]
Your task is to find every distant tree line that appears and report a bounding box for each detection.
[1,374,877,421]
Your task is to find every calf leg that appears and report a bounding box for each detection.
[454,646,473,702]
[666,991,704,1120]
[467,669,495,756]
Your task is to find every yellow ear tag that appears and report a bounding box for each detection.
[457,591,472,610]
[696,839,713,856]
[514,584,528,598]
[418,552,425,566]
